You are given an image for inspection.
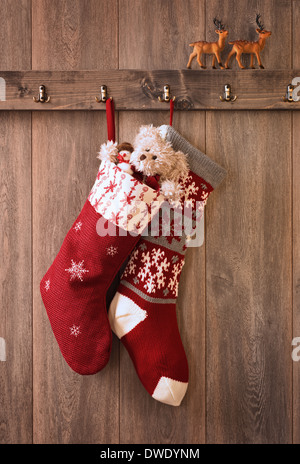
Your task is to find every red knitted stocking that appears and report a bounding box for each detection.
[41,159,163,374]
[109,125,226,405]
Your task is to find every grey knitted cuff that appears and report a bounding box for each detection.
[159,125,227,189]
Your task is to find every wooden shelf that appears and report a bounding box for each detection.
[0,69,299,110]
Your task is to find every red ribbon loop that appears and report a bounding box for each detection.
[106,98,115,142]
[170,99,175,126]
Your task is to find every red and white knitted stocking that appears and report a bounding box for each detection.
[40,158,164,375]
[109,125,226,405]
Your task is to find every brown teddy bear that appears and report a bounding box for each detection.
[98,125,189,200]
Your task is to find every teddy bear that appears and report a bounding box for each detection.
[98,125,189,200]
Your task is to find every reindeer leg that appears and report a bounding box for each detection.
[215,51,224,69]
[212,55,216,69]
[255,51,264,69]
[250,53,255,69]
[196,50,206,69]
[225,48,235,69]
[187,49,197,69]
[236,51,245,69]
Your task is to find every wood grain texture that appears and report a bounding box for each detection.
[118,0,207,444]
[1,70,300,111]
[205,0,292,71]
[293,112,300,443]
[117,114,206,445]
[292,0,300,444]
[0,0,296,445]
[0,0,32,445]
[32,0,118,70]
[293,0,300,69]
[0,112,32,443]
[32,0,120,444]
[119,0,205,70]
[0,0,31,70]
[32,111,120,444]
[205,111,292,443]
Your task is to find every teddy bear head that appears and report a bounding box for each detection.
[130,125,188,179]
[130,125,189,199]
[97,125,189,200]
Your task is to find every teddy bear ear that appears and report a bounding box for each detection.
[158,125,168,141]
[136,124,154,137]
[133,125,156,146]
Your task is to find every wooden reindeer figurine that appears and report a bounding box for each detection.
[187,18,228,70]
[225,14,271,69]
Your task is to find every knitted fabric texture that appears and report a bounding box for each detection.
[109,126,226,405]
[40,160,164,375]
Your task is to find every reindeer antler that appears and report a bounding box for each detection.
[256,14,264,31]
[213,17,225,31]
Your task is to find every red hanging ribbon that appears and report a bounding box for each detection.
[106,98,115,142]
[170,98,175,126]
[107,97,173,139]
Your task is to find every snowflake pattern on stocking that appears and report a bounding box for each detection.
[183,178,199,208]
[123,249,139,277]
[170,173,210,211]
[44,280,50,291]
[74,221,82,232]
[138,248,171,295]
[168,260,185,297]
[106,245,118,257]
[123,242,185,298]
[70,325,81,337]
[65,260,89,282]
[88,160,163,233]
[137,251,152,283]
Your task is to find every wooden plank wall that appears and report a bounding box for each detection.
[31,0,120,444]
[293,0,300,445]
[0,0,32,444]
[0,0,299,444]
[205,0,292,444]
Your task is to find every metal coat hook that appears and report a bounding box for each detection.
[95,85,112,103]
[283,84,295,102]
[158,84,176,102]
[33,85,50,103]
[220,84,237,102]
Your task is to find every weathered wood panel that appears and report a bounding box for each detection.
[0,0,296,445]
[0,112,32,444]
[32,0,120,444]
[32,111,120,444]
[32,0,118,70]
[205,111,292,443]
[0,0,31,70]
[205,0,293,444]
[118,0,207,444]
[0,0,32,445]
[117,111,206,444]
[119,0,205,70]
[0,70,300,111]
[293,111,300,444]
[292,0,300,444]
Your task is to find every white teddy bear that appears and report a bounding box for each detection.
[98,125,189,200]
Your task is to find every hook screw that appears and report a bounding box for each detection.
[220,84,237,102]
[95,85,112,103]
[33,85,50,103]
[158,84,176,102]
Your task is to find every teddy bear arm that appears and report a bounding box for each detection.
[97,141,119,163]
